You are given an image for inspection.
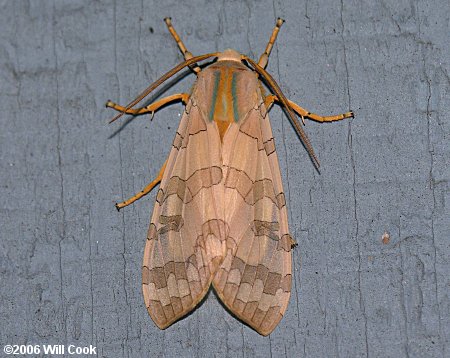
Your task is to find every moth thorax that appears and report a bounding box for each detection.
[217,49,241,62]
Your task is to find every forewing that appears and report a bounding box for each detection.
[213,98,294,336]
[142,95,225,329]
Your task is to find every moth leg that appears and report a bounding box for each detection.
[258,18,285,69]
[164,17,201,73]
[115,159,168,211]
[106,93,190,117]
[264,94,354,124]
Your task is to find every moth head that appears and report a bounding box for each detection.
[217,49,242,63]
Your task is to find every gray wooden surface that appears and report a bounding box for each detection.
[1,1,449,357]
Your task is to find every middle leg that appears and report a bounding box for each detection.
[106,93,189,118]
[264,94,354,123]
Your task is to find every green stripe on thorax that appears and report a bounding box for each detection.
[209,71,221,122]
[231,72,239,122]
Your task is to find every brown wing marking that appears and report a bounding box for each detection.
[213,102,294,336]
[142,98,225,329]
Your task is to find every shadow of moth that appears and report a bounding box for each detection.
[107,18,353,336]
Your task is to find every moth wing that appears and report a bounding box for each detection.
[142,97,225,329]
[213,101,294,336]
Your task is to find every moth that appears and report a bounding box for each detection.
[107,18,353,336]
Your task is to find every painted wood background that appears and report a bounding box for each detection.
[1,0,448,357]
